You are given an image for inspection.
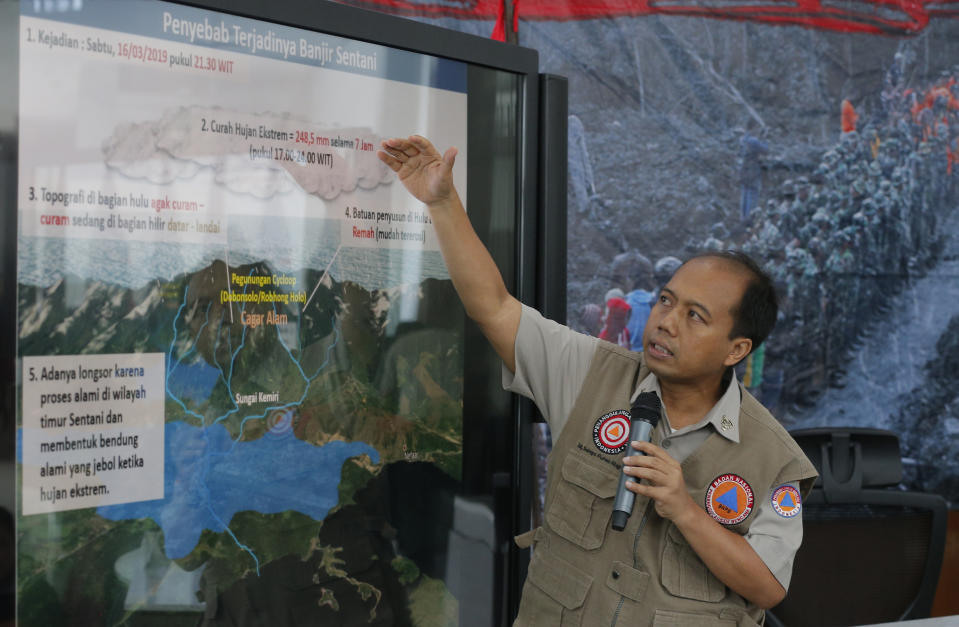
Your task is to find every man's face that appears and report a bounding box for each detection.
[641,257,751,386]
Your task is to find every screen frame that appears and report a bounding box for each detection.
[10,0,542,623]
[168,3,542,621]
[173,0,541,76]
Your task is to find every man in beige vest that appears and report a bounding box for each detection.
[379,136,817,626]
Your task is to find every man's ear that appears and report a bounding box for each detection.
[724,337,753,367]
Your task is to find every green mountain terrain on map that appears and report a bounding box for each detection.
[17,260,464,626]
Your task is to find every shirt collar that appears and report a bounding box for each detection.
[629,371,742,443]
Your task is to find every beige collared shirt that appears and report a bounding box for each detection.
[631,371,742,462]
[504,304,802,589]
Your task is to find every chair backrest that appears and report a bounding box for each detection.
[767,428,948,627]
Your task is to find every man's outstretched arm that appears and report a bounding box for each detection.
[378,135,522,372]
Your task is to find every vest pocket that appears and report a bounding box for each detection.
[652,609,760,627]
[652,609,738,626]
[605,560,649,601]
[515,545,592,626]
[661,524,726,602]
[601,561,651,625]
[546,451,619,550]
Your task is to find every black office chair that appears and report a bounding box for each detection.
[767,428,948,627]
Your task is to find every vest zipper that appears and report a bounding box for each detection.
[609,505,651,627]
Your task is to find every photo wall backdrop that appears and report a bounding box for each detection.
[342,0,959,508]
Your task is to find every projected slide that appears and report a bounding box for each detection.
[17,1,466,623]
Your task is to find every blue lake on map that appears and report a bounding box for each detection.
[97,420,379,559]
[166,360,221,403]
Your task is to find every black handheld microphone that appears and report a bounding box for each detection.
[611,391,662,531]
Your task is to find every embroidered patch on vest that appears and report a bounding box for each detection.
[771,484,802,518]
[705,474,754,526]
[592,410,631,455]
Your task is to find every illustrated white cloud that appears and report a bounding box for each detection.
[102,105,393,200]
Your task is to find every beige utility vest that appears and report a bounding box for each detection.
[514,342,818,627]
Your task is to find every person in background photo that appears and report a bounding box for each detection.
[578,302,603,336]
[739,121,770,224]
[598,296,631,348]
[625,255,658,351]
[842,98,859,134]
[604,287,625,305]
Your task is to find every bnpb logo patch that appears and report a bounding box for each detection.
[705,474,754,525]
[771,484,802,518]
[592,410,631,455]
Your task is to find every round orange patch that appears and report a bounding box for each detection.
[771,484,802,518]
[705,474,754,525]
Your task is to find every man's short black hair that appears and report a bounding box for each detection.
[685,250,778,354]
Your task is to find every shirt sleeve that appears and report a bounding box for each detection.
[501,304,598,438]
[744,481,804,590]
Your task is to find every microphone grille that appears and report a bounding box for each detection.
[631,391,662,426]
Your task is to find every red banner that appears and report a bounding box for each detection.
[346,0,959,35]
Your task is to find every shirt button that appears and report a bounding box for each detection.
[612,570,620,579]
[662,439,672,449]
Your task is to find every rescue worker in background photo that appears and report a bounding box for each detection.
[842,98,859,134]
[738,122,769,223]
[599,297,632,348]
[378,135,817,626]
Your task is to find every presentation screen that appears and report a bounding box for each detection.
[11,0,533,624]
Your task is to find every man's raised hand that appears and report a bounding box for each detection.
[378,135,458,207]
[378,133,520,372]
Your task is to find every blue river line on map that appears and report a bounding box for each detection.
[97,278,379,575]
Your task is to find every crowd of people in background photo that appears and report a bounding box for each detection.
[575,53,959,416]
